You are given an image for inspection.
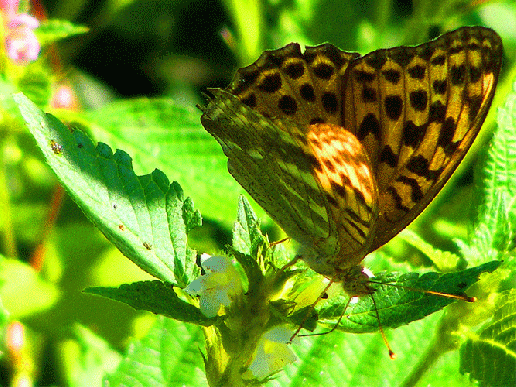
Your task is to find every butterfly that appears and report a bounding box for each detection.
[200,27,502,297]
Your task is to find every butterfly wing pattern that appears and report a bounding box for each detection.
[201,27,502,294]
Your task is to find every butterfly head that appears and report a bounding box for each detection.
[297,243,376,297]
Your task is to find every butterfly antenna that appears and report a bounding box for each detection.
[270,237,290,247]
[289,279,335,342]
[371,294,396,359]
[369,281,476,302]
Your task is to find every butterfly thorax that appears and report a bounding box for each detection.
[297,240,374,287]
[337,265,376,297]
[298,246,376,296]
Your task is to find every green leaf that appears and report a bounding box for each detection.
[232,195,267,256]
[85,98,258,227]
[472,79,516,259]
[36,19,89,46]
[275,312,477,386]
[104,316,207,387]
[86,281,217,327]
[223,0,263,64]
[317,260,502,333]
[17,65,51,109]
[231,196,266,293]
[398,228,462,270]
[63,325,121,387]
[0,259,59,318]
[460,289,516,387]
[14,93,201,286]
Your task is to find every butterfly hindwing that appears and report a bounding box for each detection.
[229,43,360,128]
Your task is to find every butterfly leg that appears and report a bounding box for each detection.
[289,279,335,342]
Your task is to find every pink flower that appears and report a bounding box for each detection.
[52,85,79,110]
[9,13,39,29]
[5,24,40,64]
[0,0,19,19]
[0,0,40,65]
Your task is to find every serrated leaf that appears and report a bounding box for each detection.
[317,260,502,333]
[15,93,200,286]
[86,280,217,326]
[473,80,516,258]
[233,195,264,255]
[85,98,263,226]
[104,316,207,387]
[460,289,516,387]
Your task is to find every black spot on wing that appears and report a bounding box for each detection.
[429,101,446,123]
[418,44,435,61]
[467,95,483,121]
[432,80,447,95]
[365,51,387,70]
[406,155,442,180]
[300,83,316,102]
[258,73,282,92]
[430,55,445,66]
[390,47,414,68]
[278,95,297,115]
[358,113,381,141]
[402,121,427,148]
[382,69,401,84]
[362,87,377,102]
[385,95,403,120]
[380,145,398,167]
[408,65,426,79]
[469,66,482,83]
[450,64,466,85]
[242,93,257,108]
[397,175,424,202]
[331,181,348,199]
[410,90,428,111]
[355,70,375,83]
[285,62,305,79]
[314,63,334,79]
[387,186,409,212]
[310,117,325,125]
[322,93,338,114]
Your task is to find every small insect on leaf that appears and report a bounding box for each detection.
[50,140,63,155]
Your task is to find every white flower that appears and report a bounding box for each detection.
[184,254,242,318]
[247,326,297,379]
